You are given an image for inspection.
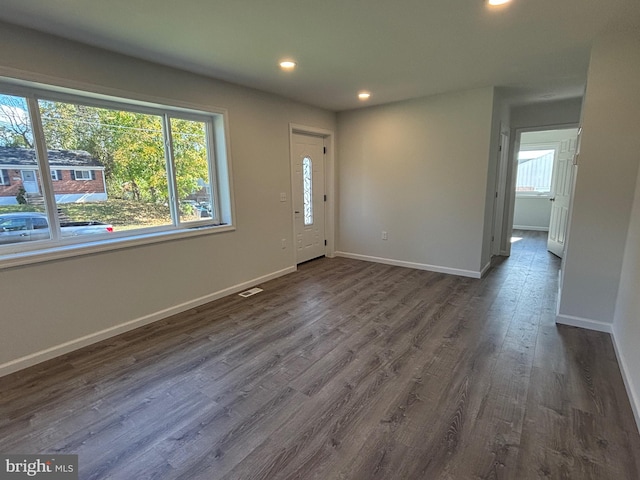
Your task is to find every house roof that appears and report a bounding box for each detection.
[0,147,103,168]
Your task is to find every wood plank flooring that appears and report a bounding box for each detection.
[1,230,639,479]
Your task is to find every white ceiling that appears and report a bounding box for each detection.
[0,0,638,111]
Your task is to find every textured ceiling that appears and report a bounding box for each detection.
[0,0,638,111]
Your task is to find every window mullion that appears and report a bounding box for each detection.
[205,120,220,224]
[26,96,61,241]
[162,115,179,226]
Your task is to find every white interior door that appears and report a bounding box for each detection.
[547,135,578,257]
[292,133,325,263]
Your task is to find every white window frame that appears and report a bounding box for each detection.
[0,169,10,185]
[50,169,59,181]
[74,170,91,181]
[0,78,235,268]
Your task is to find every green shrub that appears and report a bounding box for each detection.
[16,187,27,205]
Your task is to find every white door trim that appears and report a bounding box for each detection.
[492,130,510,256]
[289,123,335,259]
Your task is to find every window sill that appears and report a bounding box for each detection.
[0,223,235,270]
[515,194,552,199]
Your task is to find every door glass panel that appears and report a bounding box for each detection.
[0,94,50,245]
[303,156,313,226]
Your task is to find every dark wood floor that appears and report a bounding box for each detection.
[1,231,639,479]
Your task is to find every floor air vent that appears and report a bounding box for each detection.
[238,287,263,298]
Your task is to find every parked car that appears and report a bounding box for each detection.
[180,200,211,218]
[0,212,113,245]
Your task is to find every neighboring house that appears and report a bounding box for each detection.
[0,147,107,205]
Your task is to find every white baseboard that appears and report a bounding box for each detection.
[513,225,549,232]
[611,328,640,433]
[555,313,613,333]
[480,261,492,278]
[0,266,296,378]
[334,251,482,279]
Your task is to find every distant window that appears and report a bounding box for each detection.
[51,170,60,181]
[0,169,9,185]
[516,149,555,196]
[74,170,92,181]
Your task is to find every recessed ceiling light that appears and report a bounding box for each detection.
[358,91,371,100]
[279,60,297,71]
[487,0,512,5]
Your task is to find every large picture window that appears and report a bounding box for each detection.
[0,81,232,261]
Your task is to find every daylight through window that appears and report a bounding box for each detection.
[516,149,555,195]
[0,82,231,258]
[302,156,313,226]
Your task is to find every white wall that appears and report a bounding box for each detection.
[510,99,583,131]
[336,87,496,277]
[513,197,551,230]
[0,22,336,374]
[481,89,510,268]
[558,29,640,328]
[614,162,640,427]
[573,28,640,429]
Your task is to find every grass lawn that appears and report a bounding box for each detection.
[0,200,179,229]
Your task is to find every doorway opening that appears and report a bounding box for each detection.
[512,127,579,258]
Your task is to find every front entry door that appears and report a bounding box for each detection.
[292,133,325,263]
[21,170,39,194]
[547,133,578,258]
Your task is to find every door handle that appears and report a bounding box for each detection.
[549,198,555,202]
[295,211,300,214]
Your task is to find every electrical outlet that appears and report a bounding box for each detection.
[382,231,388,240]
[280,192,287,202]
